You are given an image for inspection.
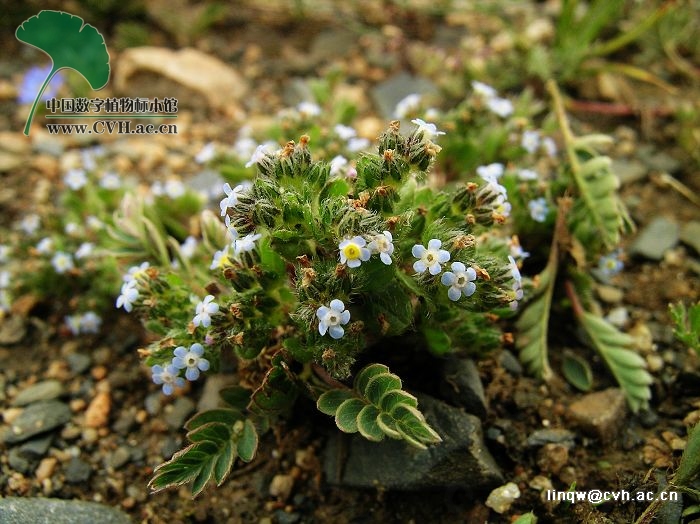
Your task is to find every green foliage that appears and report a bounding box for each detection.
[561,352,593,392]
[16,10,110,135]
[149,389,260,497]
[512,512,538,524]
[669,301,700,355]
[675,424,700,488]
[317,364,441,449]
[578,311,652,413]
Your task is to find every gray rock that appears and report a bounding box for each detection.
[0,315,27,345]
[197,374,238,412]
[630,217,680,261]
[1,401,72,444]
[439,358,487,419]
[525,429,576,449]
[371,72,438,120]
[324,394,503,490]
[612,159,647,185]
[161,436,180,459]
[106,446,131,470]
[66,353,92,375]
[13,380,65,406]
[8,447,35,474]
[164,397,196,429]
[637,144,681,173]
[568,388,628,443]
[64,457,92,484]
[680,221,700,255]
[498,350,523,376]
[0,497,131,524]
[112,408,136,435]
[274,510,301,524]
[18,434,54,458]
[308,28,357,65]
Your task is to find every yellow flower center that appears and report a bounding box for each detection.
[343,244,361,260]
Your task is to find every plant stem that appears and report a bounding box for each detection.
[23,66,57,136]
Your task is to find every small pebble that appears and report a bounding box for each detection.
[82,428,99,445]
[85,391,111,428]
[91,366,108,381]
[64,457,92,484]
[269,474,295,501]
[66,353,92,375]
[35,457,57,482]
[485,482,521,514]
[12,380,65,406]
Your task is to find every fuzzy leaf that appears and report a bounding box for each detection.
[579,311,653,412]
[675,424,700,487]
[186,409,241,431]
[213,440,236,486]
[219,386,251,412]
[364,373,403,406]
[187,422,231,444]
[379,390,418,412]
[317,389,355,416]
[149,441,218,494]
[356,405,384,442]
[562,352,593,392]
[237,419,258,462]
[376,412,402,439]
[354,363,390,394]
[335,398,365,433]
[515,261,556,380]
[423,326,452,356]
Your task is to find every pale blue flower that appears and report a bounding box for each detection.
[508,255,524,310]
[0,271,9,289]
[195,142,216,164]
[598,250,624,278]
[20,214,40,235]
[99,172,121,190]
[394,93,421,118]
[116,281,139,312]
[75,242,94,259]
[64,315,82,336]
[339,236,371,268]
[151,364,185,395]
[193,295,219,328]
[441,262,477,301]
[411,118,446,139]
[210,245,232,270]
[317,299,350,339]
[528,197,549,222]
[333,124,357,140]
[64,222,80,236]
[543,137,558,157]
[123,262,149,284]
[517,169,539,181]
[347,137,370,152]
[471,80,497,99]
[164,179,185,199]
[368,231,395,265]
[232,137,257,160]
[180,236,198,259]
[36,237,53,254]
[51,251,74,274]
[172,343,210,381]
[494,195,512,218]
[508,236,530,261]
[486,97,514,118]
[80,311,102,333]
[245,143,275,168]
[521,130,541,154]
[476,163,504,182]
[412,239,450,275]
[18,65,63,105]
[64,169,87,190]
[220,182,247,215]
[330,155,348,177]
[234,233,262,255]
[297,101,321,117]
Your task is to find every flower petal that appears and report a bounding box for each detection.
[316,306,329,319]
[428,262,442,276]
[330,299,345,311]
[428,238,441,250]
[329,325,345,339]
[463,282,476,297]
[451,262,466,273]
[441,272,455,286]
[186,367,200,381]
[448,286,461,301]
[437,250,451,263]
[191,343,204,356]
[360,248,371,261]
[413,260,426,273]
[319,322,328,336]
[340,310,351,324]
[380,252,392,265]
[412,244,425,257]
[347,258,361,268]
[466,267,477,280]
[198,358,210,371]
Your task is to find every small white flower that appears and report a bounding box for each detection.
[219,182,248,216]
[368,231,395,265]
[517,169,539,181]
[486,97,514,118]
[347,137,370,152]
[0,245,10,264]
[232,137,257,161]
[333,124,357,141]
[412,239,450,275]
[528,197,549,222]
[80,311,102,333]
[116,281,139,312]
[441,262,477,301]
[64,168,87,190]
[476,163,504,182]
[64,222,81,236]
[424,107,440,121]
[65,315,82,336]
[493,194,512,218]
[330,155,348,177]
[245,144,269,168]
[508,236,530,261]
[172,343,210,381]
[75,242,94,259]
[20,214,40,235]
[180,236,198,259]
[338,236,371,269]
[51,251,74,274]
[394,93,422,118]
[210,245,232,270]
[224,215,239,242]
[195,142,216,164]
[411,118,446,139]
[472,80,497,99]
[543,137,558,157]
[164,179,185,199]
[598,250,624,278]
[123,262,149,284]
[316,299,351,339]
[0,271,10,289]
[297,101,321,117]
[193,295,219,328]
[521,130,541,154]
[234,233,262,255]
[36,237,53,254]
[86,216,103,230]
[81,150,97,171]
[151,181,164,196]
[99,172,121,190]
[151,364,185,395]
[508,255,524,310]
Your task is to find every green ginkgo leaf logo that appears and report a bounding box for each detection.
[16,10,111,136]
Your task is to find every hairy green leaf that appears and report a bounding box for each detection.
[237,419,258,462]
[354,363,390,393]
[317,389,355,416]
[579,311,653,412]
[379,390,418,412]
[562,352,593,392]
[335,398,365,433]
[423,326,452,355]
[356,405,384,442]
[214,440,236,486]
[675,424,700,487]
[376,412,402,439]
[186,409,241,431]
[219,386,251,412]
[364,373,403,405]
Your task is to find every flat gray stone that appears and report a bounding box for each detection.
[164,397,195,429]
[612,159,647,185]
[568,388,628,443]
[0,497,131,524]
[1,400,72,444]
[64,457,92,484]
[630,216,680,261]
[13,380,65,406]
[526,428,576,449]
[18,434,54,458]
[66,353,92,375]
[324,394,503,490]
[439,358,487,419]
[680,221,700,255]
[0,315,27,345]
[637,144,681,173]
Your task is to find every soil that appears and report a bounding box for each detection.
[1,3,699,524]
